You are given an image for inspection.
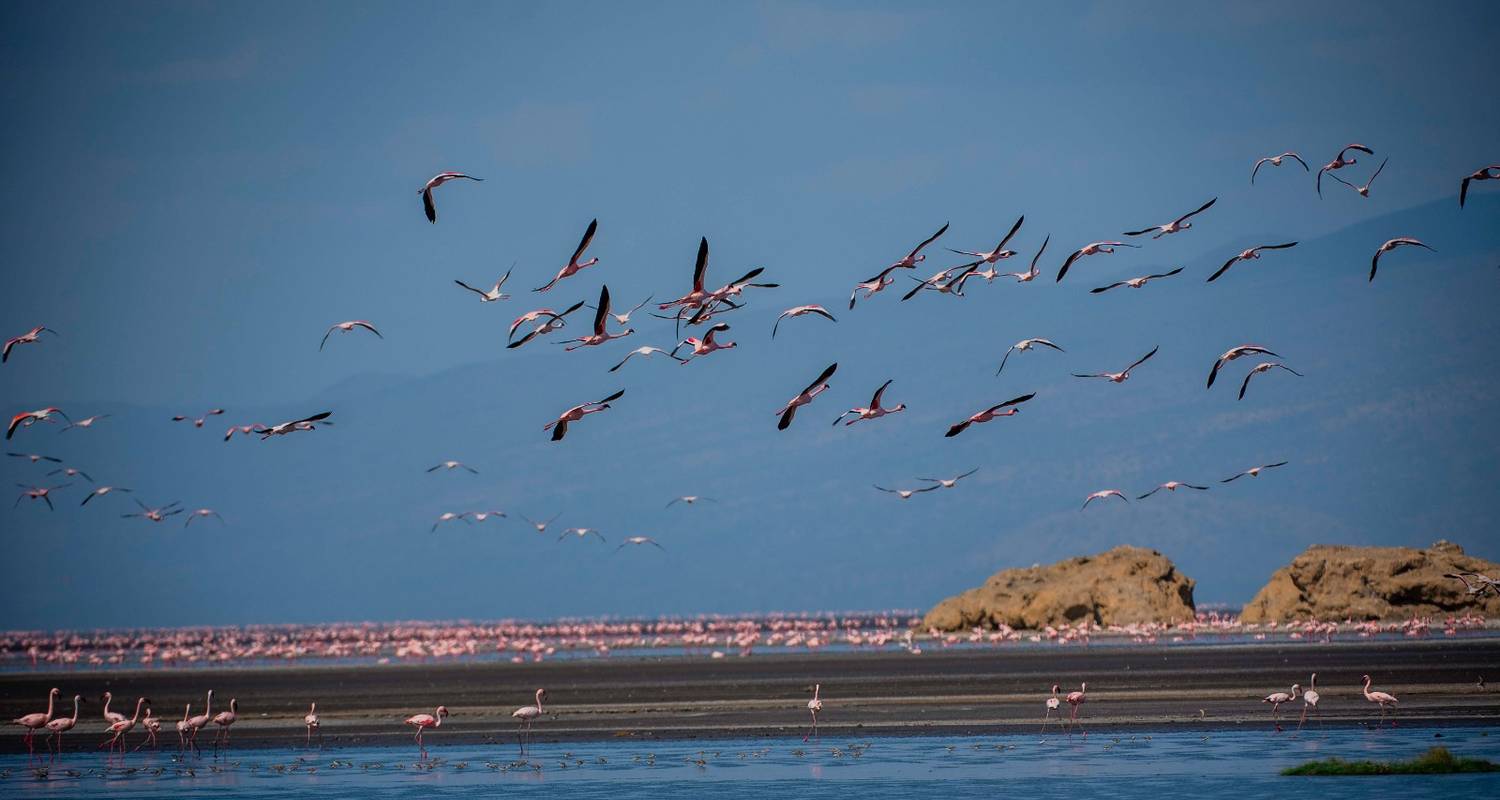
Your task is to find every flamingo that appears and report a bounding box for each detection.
[1445,572,1500,597]
[223,424,261,441]
[848,264,908,309]
[12,688,59,760]
[1325,157,1387,198]
[888,221,951,270]
[670,323,737,362]
[427,460,479,474]
[1207,242,1298,283]
[1369,237,1435,282]
[404,705,448,754]
[776,363,837,430]
[587,293,653,326]
[431,512,470,533]
[1056,241,1139,282]
[175,704,191,753]
[519,513,561,534]
[1073,346,1159,383]
[803,684,823,743]
[1042,684,1062,735]
[996,338,1064,375]
[534,218,600,292]
[1316,143,1373,196]
[1361,674,1398,726]
[944,393,1035,437]
[771,305,837,339]
[508,301,586,348]
[1081,490,1127,510]
[832,379,905,426]
[320,320,382,351]
[134,706,161,752]
[15,483,69,511]
[558,527,606,543]
[1206,345,1279,388]
[666,496,716,508]
[463,510,506,523]
[2,325,58,364]
[453,266,513,302]
[211,698,238,755]
[562,285,634,350]
[659,237,717,313]
[1262,683,1301,731]
[305,702,322,747]
[946,215,1025,268]
[1137,481,1209,499]
[918,468,979,489]
[183,690,213,755]
[172,408,225,427]
[511,689,547,755]
[1222,462,1289,483]
[1123,198,1216,239]
[1459,165,1500,208]
[184,508,225,527]
[7,407,69,439]
[616,536,666,552]
[609,346,687,372]
[1238,362,1303,400]
[122,498,183,522]
[61,414,110,431]
[873,484,940,500]
[102,691,127,727]
[103,696,148,755]
[1066,683,1087,734]
[7,451,60,464]
[901,263,978,301]
[47,466,92,483]
[1003,234,1050,282]
[418,171,482,223]
[544,389,624,441]
[1251,152,1309,184]
[254,411,333,438]
[1090,267,1184,294]
[1298,674,1321,730]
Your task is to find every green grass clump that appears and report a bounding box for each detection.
[1283,747,1500,776]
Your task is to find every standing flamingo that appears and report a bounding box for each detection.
[1262,683,1301,731]
[405,705,448,756]
[1298,674,1321,731]
[44,694,81,761]
[183,690,213,756]
[134,706,161,751]
[1066,683,1087,734]
[175,703,192,753]
[1041,684,1062,736]
[9,687,58,761]
[803,684,823,743]
[305,702,322,747]
[511,689,547,756]
[212,697,238,756]
[1361,674,1398,727]
[103,696,147,756]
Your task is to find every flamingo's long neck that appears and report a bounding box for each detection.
[183,704,191,723]
[68,696,80,723]
[45,691,57,722]
[130,698,144,724]
[1363,676,1373,697]
[103,694,113,720]
[535,691,544,714]
[813,685,820,702]
[204,691,213,719]
[433,708,443,727]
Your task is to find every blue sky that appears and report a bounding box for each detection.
[2,1,1498,629]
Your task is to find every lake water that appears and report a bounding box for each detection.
[4,726,1496,798]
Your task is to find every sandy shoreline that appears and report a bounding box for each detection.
[3,638,1496,754]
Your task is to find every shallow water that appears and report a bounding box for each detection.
[4,726,1496,798]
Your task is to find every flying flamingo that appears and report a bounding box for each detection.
[103,696,148,756]
[832,379,905,426]
[508,301,586,348]
[670,323,737,362]
[7,451,60,464]
[544,389,624,441]
[848,265,908,310]
[1123,198,1216,239]
[509,305,574,340]
[1316,143,1373,196]
[888,221,951,270]
[45,694,82,760]
[1238,362,1303,400]
[616,536,666,552]
[1262,683,1301,731]
[996,338,1064,375]
[918,468,979,489]
[1445,572,1500,597]
[184,508,225,527]
[771,305,837,339]
[1081,490,1128,510]
[1251,152,1309,183]
[1298,674,1321,730]
[776,363,837,430]
[944,393,1035,437]
[659,237,717,314]
[15,483,69,511]
[873,484,940,500]
[11,687,58,761]
[7,407,69,439]
[320,320,382,351]
[1206,345,1279,388]
[520,513,561,534]
[1003,234,1050,282]
[1207,242,1298,283]
[561,285,634,350]
[463,510,506,524]
[183,690,213,755]
[223,424,261,441]
[1056,241,1140,282]
[666,496,716,507]
[255,411,333,439]
[588,293,654,327]
[1222,462,1289,483]
[803,684,824,742]
[305,702,322,747]
[1090,267,1184,294]
[557,527,605,543]
[609,346,686,372]
[2,325,58,364]
[404,705,448,755]
[1369,237,1435,282]
[1138,481,1209,499]
[212,698,238,755]
[418,171,482,223]
[453,266,513,302]
[47,465,91,482]
[1459,165,1500,208]
[122,498,183,522]
[946,215,1025,268]
[901,263,978,301]
[511,689,546,755]
[1325,157,1387,198]
[173,408,225,427]
[534,218,600,292]
[1042,684,1062,736]
[1073,345,1159,383]
[1361,674,1398,726]
[431,512,470,533]
[427,460,479,474]
[77,483,128,505]
[1066,683,1087,734]
[62,414,110,431]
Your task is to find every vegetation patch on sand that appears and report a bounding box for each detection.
[1282,747,1500,776]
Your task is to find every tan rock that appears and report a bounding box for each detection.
[923,545,1196,631]
[1241,540,1500,622]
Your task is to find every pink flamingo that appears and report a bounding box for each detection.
[1123,198,1216,239]
[183,690,213,756]
[185,508,225,527]
[61,414,110,431]
[1003,234,1049,282]
[1325,157,1387,198]
[1056,241,1140,282]
[771,305,837,339]
[544,389,624,441]
[889,221,951,270]
[102,696,147,756]
[1066,683,1087,734]
[1206,344,1278,388]
[418,171,482,223]
[254,411,333,439]
[508,301,586,348]
[671,323,737,362]
[11,687,58,761]
[102,691,127,727]
[1361,674,1398,726]
[15,483,69,511]
[134,706,160,751]
[561,285,634,350]
[1460,165,1500,208]
[122,498,184,522]
[453,266,512,302]
[609,346,686,372]
[1042,684,1062,735]
[1221,462,1289,483]
[996,338,1064,375]
[1073,346,1159,384]
[832,379,905,426]
[1298,673,1321,730]
[1316,143,1373,197]
[7,407,69,439]
[305,702,322,747]
[175,703,192,753]
[1369,237,1435,282]
[946,215,1025,268]
[212,697,238,755]
[320,320,382,351]
[534,218,600,292]
[1251,152,1309,184]
[1262,683,1301,731]
[2,325,58,364]
[918,468,979,490]
[81,486,132,506]
[1090,267,1184,294]
[1238,362,1303,400]
[44,694,81,761]
[1138,481,1209,499]
[1081,490,1128,510]
[511,689,547,755]
[803,684,823,742]
[944,393,1034,437]
[848,265,906,309]
[775,363,837,430]
[172,408,225,427]
[659,237,717,313]
[901,263,978,301]
[873,484,940,500]
[405,705,448,755]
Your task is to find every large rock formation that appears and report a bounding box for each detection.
[924,545,1196,631]
[1241,540,1500,622]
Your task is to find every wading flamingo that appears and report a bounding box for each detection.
[184,690,213,756]
[511,689,547,755]
[804,684,823,743]
[1262,683,1300,731]
[134,706,160,752]
[305,702,322,747]
[44,694,81,761]
[11,687,59,761]
[1361,675,1398,726]
[103,696,147,756]
[212,697,238,755]
[1066,683,1087,734]
[1298,674,1321,730]
[1042,684,1062,736]
[175,704,191,753]
[405,705,448,755]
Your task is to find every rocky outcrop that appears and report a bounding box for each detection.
[923,545,1196,631]
[1241,540,1500,622]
